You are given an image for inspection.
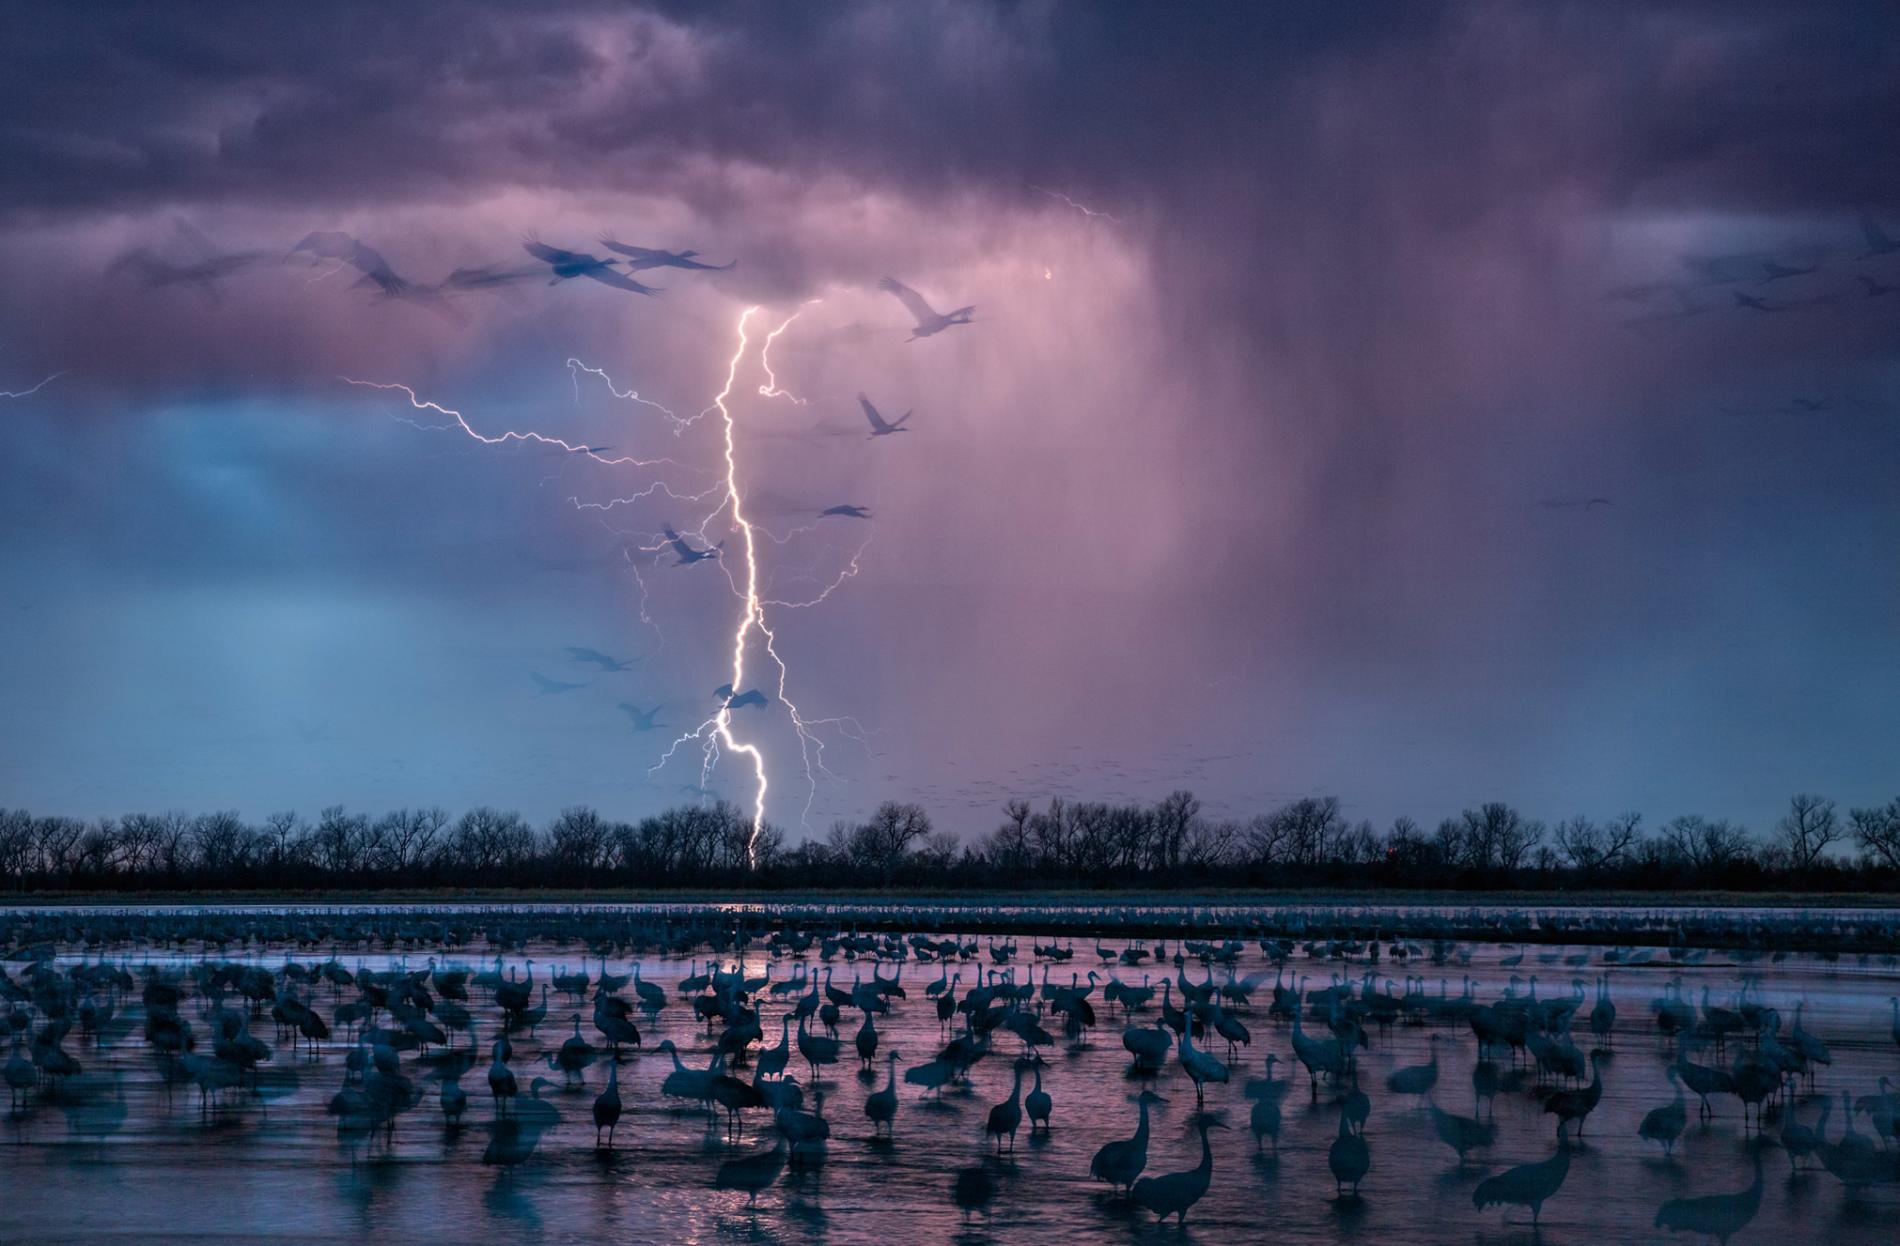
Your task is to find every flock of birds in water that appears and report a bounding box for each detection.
[4,909,1900,1239]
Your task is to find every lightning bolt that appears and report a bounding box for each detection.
[349,309,872,862]
[567,358,694,433]
[1,372,65,399]
[707,308,772,858]
[649,304,877,845]
[756,301,819,405]
[339,377,690,471]
[1032,185,1122,222]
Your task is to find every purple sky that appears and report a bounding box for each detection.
[1,4,1897,839]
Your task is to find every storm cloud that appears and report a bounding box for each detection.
[2,3,1897,835]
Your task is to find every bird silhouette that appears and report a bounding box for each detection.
[1473,1135,1572,1227]
[716,1136,787,1205]
[1176,1028,1229,1105]
[1130,1116,1225,1224]
[1025,1059,1052,1133]
[593,1059,621,1147]
[864,1050,901,1135]
[986,1059,1027,1151]
[1859,213,1899,257]
[1245,1055,1287,1153]
[1092,1089,1165,1191]
[1327,1104,1370,1197]
[108,232,258,302]
[440,263,541,291]
[530,671,587,694]
[566,646,638,672]
[522,240,662,294]
[819,504,873,519]
[1653,1143,1763,1244]
[857,393,913,437]
[714,684,770,710]
[290,231,411,297]
[1757,260,1818,283]
[1541,1049,1607,1136]
[617,702,667,732]
[1386,1033,1441,1101]
[598,238,735,271]
[662,525,722,565]
[879,276,975,339]
[952,1163,996,1221]
[1639,1066,1688,1155]
[1430,1102,1496,1163]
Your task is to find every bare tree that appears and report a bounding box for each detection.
[1451,803,1543,871]
[1182,817,1242,869]
[0,808,32,886]
[749,822,786,870]
[1849,798,1900,870]
[262,811,306,872]
[1659,815,1752,871]
[1774,793,1840,869]
[1106,804,1157,871]
[1249,796,1344,867]
[1029,798,1075,871]
[1553,813,1642,874]
[114,813,164,876]
[1553,816,1600,871]
[547,806,611,873]
[1153,790,1201,870]
[856,802,933,875]
[34,815,86,879]
[980,800,1035,872]
[914,830,963,873]
[1069,802,1114,874]
[1382,815,1438,870]
[154,811,195,877]
[73,818,123,878]
[312,805,371,875]
[193,811,255,877]
[1599,811,1643,867]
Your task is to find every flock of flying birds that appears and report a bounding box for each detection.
[95,217,983,821]
[1611,214,1900,320]
[1537,212,1900,515]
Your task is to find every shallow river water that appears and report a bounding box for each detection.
[2,907,1897,1244]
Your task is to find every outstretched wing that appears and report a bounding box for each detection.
[879,276,939,324]
[522,240,582,266]
[582,267,662,295]
[598,238,658,263]
[348,242,407,295]
[857,393,889,432]
[671,255,734,271]
[618,701,661,726]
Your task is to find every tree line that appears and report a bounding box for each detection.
[3,789,1898,892]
